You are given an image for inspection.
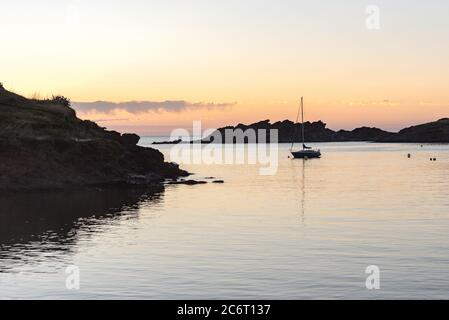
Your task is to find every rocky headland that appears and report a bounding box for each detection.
[0,86,188,191]
[196,119,449,144]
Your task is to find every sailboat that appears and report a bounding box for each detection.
[290,97,321,159]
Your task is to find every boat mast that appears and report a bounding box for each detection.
[301,97,305,150]
[290,98,302,151]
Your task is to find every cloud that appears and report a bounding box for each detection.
[94,118,130,122]
[346,99,400,107]
[418,101,448,107]
[72,100,236,114]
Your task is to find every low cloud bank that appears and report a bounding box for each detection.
[72,100,236,114]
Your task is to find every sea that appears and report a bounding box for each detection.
[1,140,449,299]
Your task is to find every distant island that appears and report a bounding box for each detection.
[154,118,449,144]
[152,139,182,145]
[0,85,188,191]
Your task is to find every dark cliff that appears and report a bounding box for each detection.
[199,118,449,144]
[0,86,188,191]
[378,118,449,143]
[200,119,394,143]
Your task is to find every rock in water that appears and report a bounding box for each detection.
[167,180,208,185]
[0,87,189,191]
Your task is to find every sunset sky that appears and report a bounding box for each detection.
[1,0,449,135]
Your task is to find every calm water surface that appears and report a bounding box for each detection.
[1,142,449,299]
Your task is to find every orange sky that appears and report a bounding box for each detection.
[1,1,448,135]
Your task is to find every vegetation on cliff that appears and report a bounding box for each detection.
[0,86,188,191]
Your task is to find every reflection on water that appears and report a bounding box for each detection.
[2,142,449,299]
[289,158,308,225]
[299,159,306,225]
[0,187,164,272]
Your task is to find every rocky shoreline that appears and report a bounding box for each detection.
[187,118,449,144]
[0,86,189,191]
[152,118,449,145]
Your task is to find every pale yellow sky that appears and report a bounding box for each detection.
[1,1,448,135]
